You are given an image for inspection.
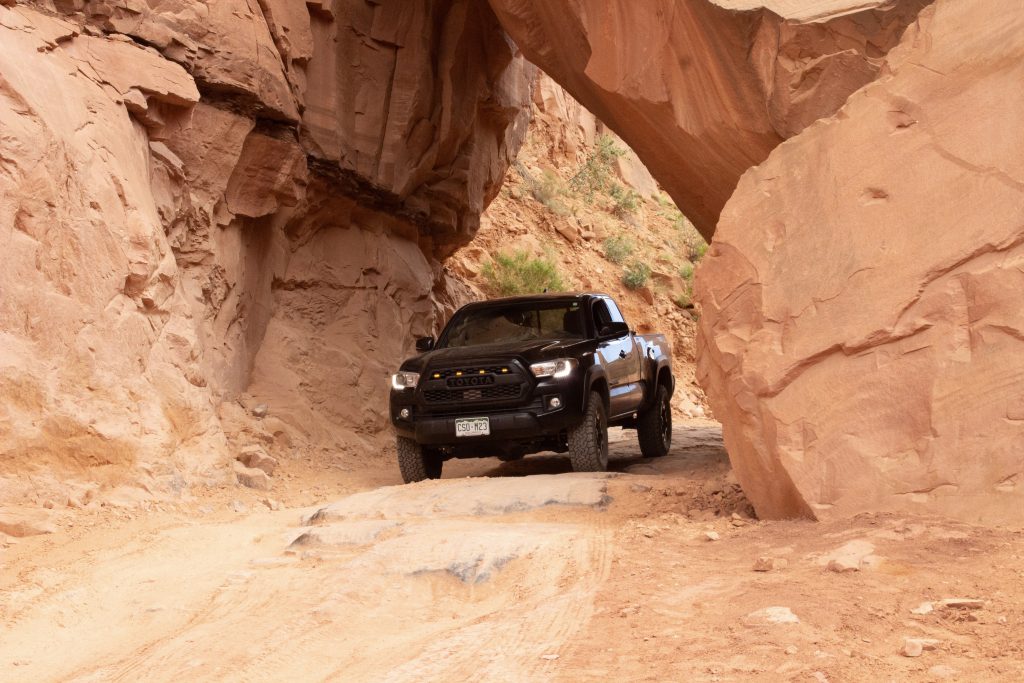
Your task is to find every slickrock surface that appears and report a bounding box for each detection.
[696,0,1024,521]
[2,428,1021,681]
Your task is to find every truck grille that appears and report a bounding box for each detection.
[420,362,528,406]
[423,384,523,403]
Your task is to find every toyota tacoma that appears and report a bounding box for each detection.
[389,293,674,482]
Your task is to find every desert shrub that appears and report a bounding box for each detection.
[603,235,634,265]
[609,183,641,217]
[679,263,694,281]
[622,260,652,290]
[569,135,626,199]
[690,240,709,262]
[515,163,569,215]
[658,200,705,257]
[482,250,565,296]
[682,229,709,262]
[533,169,566,208]
[673,291,692,309]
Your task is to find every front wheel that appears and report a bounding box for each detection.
[568,391,609,472]
[397,437,443,483]
[637,384,672,458]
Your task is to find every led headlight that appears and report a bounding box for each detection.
[391,371,420,390]
[530,358,576,379]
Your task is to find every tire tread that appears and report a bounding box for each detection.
[568,391,608,472]
[637,384,672,458]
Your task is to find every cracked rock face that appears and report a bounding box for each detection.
[696,0,1024,521]
[0,1,532,504]
[487,0,928,238]
[489,0,1021,523]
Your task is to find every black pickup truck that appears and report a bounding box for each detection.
[389,293,674,482]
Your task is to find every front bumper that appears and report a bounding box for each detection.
[390,378,585,447]
[392,409,571,445]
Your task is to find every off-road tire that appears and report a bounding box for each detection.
[397,437,442,483]
[568,391,609,472]
[637,384,672,458]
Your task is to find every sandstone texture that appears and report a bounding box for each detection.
[487,0,929,237]
[484,0,1022,525]
[0,1,533,506]
[696,0,1024,521]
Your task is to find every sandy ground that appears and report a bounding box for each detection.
[1,423,1022,682]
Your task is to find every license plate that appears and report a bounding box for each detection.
[455,417,490,437]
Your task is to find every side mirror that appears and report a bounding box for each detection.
[598,321,630,339]
[415,336,435,352]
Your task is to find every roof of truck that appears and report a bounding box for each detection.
[460,293,610,308]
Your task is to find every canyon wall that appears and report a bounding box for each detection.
[491,0,1023,523]
[0,1,533,504]
[486,0,930,238]
[696,0,1024,522]
[4,0,1020,524]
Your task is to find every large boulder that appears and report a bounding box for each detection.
[696,0,1024,522]
[487,0,929,238]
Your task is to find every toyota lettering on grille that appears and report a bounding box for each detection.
[446,375,495,388]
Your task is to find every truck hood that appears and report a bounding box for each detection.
[401,338,589,372]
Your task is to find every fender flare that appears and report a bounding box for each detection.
[584,366,610,412]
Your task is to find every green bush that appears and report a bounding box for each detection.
[482,250,565,296]
[679,263,694,281]
[515,163,569,215]
[532,170,569,215]
[569,135,626,199]
[622,261,652,290]
[609,183,641,217]
[690,241,709,262]
[603,235,634,265]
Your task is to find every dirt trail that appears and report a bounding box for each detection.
[1,425,1021,682]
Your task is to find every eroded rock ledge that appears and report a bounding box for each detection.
[487,0,930,238]
[0,0,533,504]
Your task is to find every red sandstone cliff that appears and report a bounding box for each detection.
[0,1,534,504]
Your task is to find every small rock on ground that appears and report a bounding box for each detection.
[752,556,786,572]
[940,598,984,610]
[911,602,934,615]
[744,606,799,626]
[0,508,57,537]
[900,637,941,657]
[233,461,271,490]
[237,445,278,476]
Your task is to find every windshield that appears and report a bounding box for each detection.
[439,301,587,349]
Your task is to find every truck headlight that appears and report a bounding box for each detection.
[391,371,420,390]
[530,359,576,379]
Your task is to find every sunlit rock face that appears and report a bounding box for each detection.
[489,0,1023,523]
[0,1,533,503]
[696,0,1024,522]
[486,0,928,238]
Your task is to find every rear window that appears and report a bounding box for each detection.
[439,301,586,348]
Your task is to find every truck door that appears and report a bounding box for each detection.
[593,298,643,418]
